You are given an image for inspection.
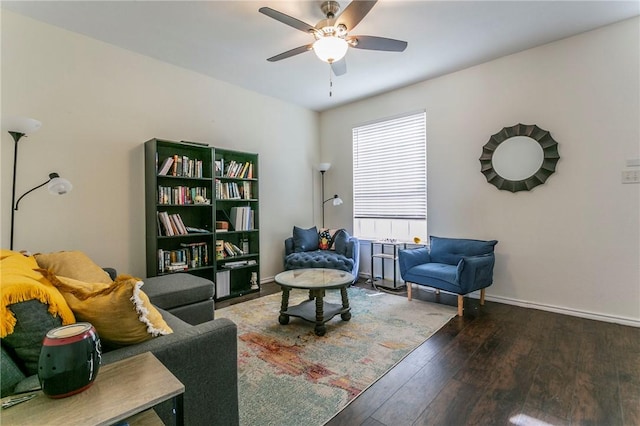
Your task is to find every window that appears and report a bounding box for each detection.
[352,111,427,241]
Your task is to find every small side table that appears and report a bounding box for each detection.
[1,352,184,426]
[370,240,428,289]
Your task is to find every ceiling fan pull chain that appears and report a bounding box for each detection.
[329,64,333,97]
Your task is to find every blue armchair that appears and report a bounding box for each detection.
[398,236,498,316]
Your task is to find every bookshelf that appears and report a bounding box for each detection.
[213,147,260,300]
[144,139,260,301]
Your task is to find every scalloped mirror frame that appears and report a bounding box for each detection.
[480,123,560,192]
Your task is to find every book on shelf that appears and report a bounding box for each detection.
[216,270,230,298]
[185,226,209,233]
[229,206,254,231]
[222,259,257,269]
[158,157,174,175]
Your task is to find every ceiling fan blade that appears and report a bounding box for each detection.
[259,7,317,34]
[349,35,408,52]
[335,0,377,31]
[266,44,313,62]
[331,58,347,76]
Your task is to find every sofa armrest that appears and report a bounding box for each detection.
[398,248,430,278]
[346,237,360,277]
[284,237,295,256]
[101,318,239,426]
[455,254,495,293]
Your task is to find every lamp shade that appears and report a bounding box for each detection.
[318,163,331,172]
[47,175,73,195]
[2,116,42,135]
[333,197,343,206]
[313,36,348,63]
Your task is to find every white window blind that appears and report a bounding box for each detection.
[352,111,426,219]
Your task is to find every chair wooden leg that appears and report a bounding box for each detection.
[480,288,486,305]
[457,295,464,316]
[407,282,412,301]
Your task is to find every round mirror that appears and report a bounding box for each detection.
[492,136,544,181]
[479,124,559,192]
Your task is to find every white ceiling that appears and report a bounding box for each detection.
[3,1,639,112]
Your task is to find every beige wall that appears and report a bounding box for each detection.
[1,11,320,281]
[3,10,638,325]
[320,17,640,325]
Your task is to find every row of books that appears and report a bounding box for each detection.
[230,206,254,231]
[158,185,209,205]
[215,180,253,200]
[157,212,210,236]
[215,159,254,179]
[158,154,205,178]
[157,243,209,273]
[216,240,245,259]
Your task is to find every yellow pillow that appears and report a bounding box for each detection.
[34,251,112,284]
[0,251,75,337]
[41,272,173,347]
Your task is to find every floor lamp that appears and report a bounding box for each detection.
[318,162,343,228]
[5,117,73,250]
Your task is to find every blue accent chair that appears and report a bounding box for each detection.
[398,236,498,316]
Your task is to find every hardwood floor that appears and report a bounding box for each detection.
[216,279,640,426]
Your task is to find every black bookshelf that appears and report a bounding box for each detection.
[144,139,260,301]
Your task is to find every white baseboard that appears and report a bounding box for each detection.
[479,294,640,328]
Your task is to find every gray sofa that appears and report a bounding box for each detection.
[1,273,239,426]
[284,226,360,278]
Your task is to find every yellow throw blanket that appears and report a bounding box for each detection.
[0,250,75,337]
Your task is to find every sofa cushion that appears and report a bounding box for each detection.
[284,250,354,273]
[35,250,112,284]
[429,236,498,265]
[42,273,173,348]
[1,344,26,397]
[142,273,214,310]
[293,226,319,252]
[333,229,349,255]
[410,263,458,284]
[1,300,64,376]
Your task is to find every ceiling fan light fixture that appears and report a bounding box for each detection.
[313,36,348,63]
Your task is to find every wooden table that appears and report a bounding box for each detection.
[0,352,184,426]
[274,268,355,336]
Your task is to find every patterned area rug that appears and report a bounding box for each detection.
[215,286,456,426]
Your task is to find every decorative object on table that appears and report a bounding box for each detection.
[3,116,73,250]
[250,272,258,290]
[413,236,421,244]
[479,123,559,192]
[38,322,101,398]
[317,163,343,227]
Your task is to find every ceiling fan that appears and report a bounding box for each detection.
[259,0,408,76]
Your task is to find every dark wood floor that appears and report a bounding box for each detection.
[217,279,640,426]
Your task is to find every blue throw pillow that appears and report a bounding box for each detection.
[293,226,319,252]
[333,229,349,255]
